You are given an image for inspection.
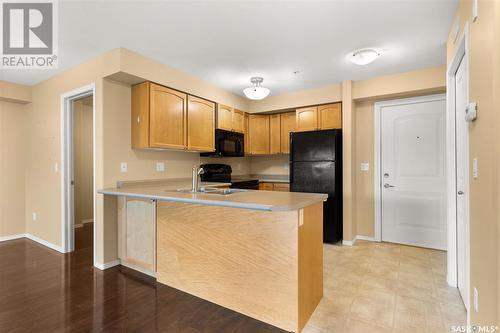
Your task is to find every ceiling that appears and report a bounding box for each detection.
[1,0,457,97]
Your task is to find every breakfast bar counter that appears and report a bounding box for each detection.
[99,178,326,332]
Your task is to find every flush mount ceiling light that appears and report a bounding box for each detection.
[348,49,381,65]
[243,77,270,100]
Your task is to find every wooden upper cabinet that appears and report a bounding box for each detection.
[217,104,234,131]
[280,111,296,154]
[131,81,215,151]
[248,114,270,155]
[296,107,318,132]
[149,83,187,149]
[187,95,215,152]
[244,113,250,155]
[318,103,342,129]
[233,109,246,133]
[270,114,281,154]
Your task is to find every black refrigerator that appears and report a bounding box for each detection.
[290,129,343,243]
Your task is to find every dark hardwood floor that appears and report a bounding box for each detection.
[0,224,287,333]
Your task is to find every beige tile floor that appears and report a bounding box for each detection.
[303,241,467,333]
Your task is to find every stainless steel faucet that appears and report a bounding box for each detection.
[191,166,205,192]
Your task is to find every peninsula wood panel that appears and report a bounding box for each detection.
[156,201,299,332]
[296,106,318,132]
[280,111,296,153]
[270,114,281,154]
[149,83,187,149]
[318,103,342,129]
[233,109,246,133]
[131,82,150,148]
[187,95,215,151]
[248,114,270,155]
[217,104,233,131]
[298,202,323,330]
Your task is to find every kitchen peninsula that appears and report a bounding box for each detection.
[99,179,326,332]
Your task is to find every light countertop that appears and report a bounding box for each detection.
[98,178,326,212]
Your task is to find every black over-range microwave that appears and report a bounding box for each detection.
[201,129,244,157]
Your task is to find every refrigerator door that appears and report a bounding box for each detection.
[290,161,336,194]
[290,129,339,162]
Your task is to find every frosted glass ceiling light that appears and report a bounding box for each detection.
[348,49,381,65]
[243,77,270,100]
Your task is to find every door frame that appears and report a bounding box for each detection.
[373,93,446,244]
[60,83,96,262]
[446,22,470,315]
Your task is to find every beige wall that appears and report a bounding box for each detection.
[0,101,26,237]
[354,101,375,237]
[447,0,500,326]
[0,81,32,104]
[73,97,94,226]
[250,155,289,175]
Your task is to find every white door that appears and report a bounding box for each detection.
[381,96,447,250]
[455,56,469,308]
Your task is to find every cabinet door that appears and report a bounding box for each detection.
[149,83,187,149]
[187,95,215,152]
[217,104,233,131]
[244,113,250,155]
[296,107,318,132]
[273,183,290,192]
[248,115,270,155]
[233,109,246,133]
[120,198,156,272]
[280,111,296,154]
[318,103,342,129]
[270,114,281,154]
[259,182,274,191]
[131,82,150,149]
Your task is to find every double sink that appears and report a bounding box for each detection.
[175,187,247,196]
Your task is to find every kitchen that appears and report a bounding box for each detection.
[2,0,496,332]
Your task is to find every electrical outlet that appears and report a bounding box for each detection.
[474,287,479,312]
[360,163,369,172]
[54,163,59,173]
[156,162,165,172]
[32,212,37,221]
[283,163,289,170]
[472,158,478,178]
[120,162,128,173]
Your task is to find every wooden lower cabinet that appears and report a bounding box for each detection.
[118,197,156,275]
[259,182,290,192]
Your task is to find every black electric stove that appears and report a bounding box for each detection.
[200,164,259,190]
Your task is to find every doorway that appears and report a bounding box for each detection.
[374,95,447,250]
[61,84,96,259]
[454,55,469,309]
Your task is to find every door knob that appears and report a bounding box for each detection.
[457,191,464,195]
[384,183,395,189]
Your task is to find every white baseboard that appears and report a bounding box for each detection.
[121,260,156,277]
[0,233,64,253]
[26,234,64,253]
[342,239,356,246]
[94,259,121,271]
[342,235,378,246]
[0,233,27,242]
[356,235,377,242]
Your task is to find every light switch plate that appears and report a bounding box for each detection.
[465,102,477,122]
[54,163,59,173]
[472,158,478,178]
[156,161,165,172]
[360,163,369,172]
[32,212,37,221]
[120,162,128,173]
